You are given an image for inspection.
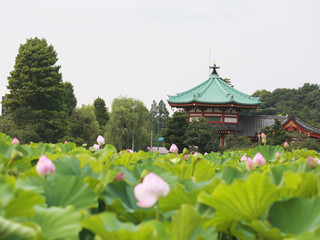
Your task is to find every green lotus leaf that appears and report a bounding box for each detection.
[243,220,283,240]
[56,142,77,153]
[53,155,82,176]
[168,204,203,240]
[0,216,39,240]
[201,173,279,223]
[16,176,46,195]
[0,133,12,144]
[279,171,318,198]
[0,175,15,215]
[268,164,301,185]
[252,145,284,162]
[158,184,197,212]
[5,189,45,218]
[77,153,103,174]
[269,197,320,236]
[34,205,82,240]
[82,212,158,240]
[215,166,249,185]
[45,175,98,210]
[101,180,137,211]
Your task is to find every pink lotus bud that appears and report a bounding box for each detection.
[253,152,266,167]
[307,156,318,169]
[169,144,178,153]
[284,141,289,149]
[183,154,189,161]
[97,135,105,146]
[246,158,255,171]
[292,157,296,161]
[12,137,20,145]
[275,152,281,159]
[241,155,248,161]
[194,152,198,156]
[261,132,266,139]
[64,141,68,144]
[261,138,267,144]
[316,158,320,165]
[134,172,170,208]
[126,149,133,153]
[36,155,55,177]
[93,144,100,150]
[204,152,208,155]
[114,172,124,181]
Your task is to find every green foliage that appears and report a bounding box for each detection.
[2,37,69,143]
[162,111,188,152]
[149,100,169,134]
[1,132,320,239]
[252,83,320,127]
[224,134,252,151]
[68,105,100,146]
[63,81,77,117]
[184,118,219,153]
[93,97,110,129]
[106,97,150,151]
[260,119,290,145]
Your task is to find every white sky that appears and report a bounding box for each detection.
[1,0,319,114]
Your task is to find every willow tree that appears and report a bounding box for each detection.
[2,37,68,143]
[106,97,150,151]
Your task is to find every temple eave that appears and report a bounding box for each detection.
[168,101,259,109]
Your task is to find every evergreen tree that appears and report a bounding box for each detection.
[2,37,68,142]
[93,97,109,129]
[149,99,169,134]
[260,119,289,145]
[184,118,219,153]
[162,111,188,152]
[63,81,77,117]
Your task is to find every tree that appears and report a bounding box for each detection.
[260,119,289,146]
[149,99,169,135]
[2,37,68,142]
[224,135,252,150]
[162,111,188,152]
[63,82,77,117]
[105,97,150,151]
[68,105,100,146]
[93,97,109,130]
[184,118,219,153]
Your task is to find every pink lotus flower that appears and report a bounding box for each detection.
[261,138,267,144]
[246,158,255,171]
[126,149,133,153]
[64,141,68,144]
[93,144,100,150]
[97,135,105,146]
[284,141,289,149]
[275,152,281,159]
[170,144,178,153]
[307,156,318,169]
[261,132,266,139]
[134,172,170,208]
[36,155,55,177]
[253,152,266,167]
[316,158,320,165]
[241,155,248,161]
[114,172,124,181]
[12,137,19,145]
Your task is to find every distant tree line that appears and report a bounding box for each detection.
[251,84,320,128]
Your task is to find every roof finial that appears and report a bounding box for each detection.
[210,61,220,75]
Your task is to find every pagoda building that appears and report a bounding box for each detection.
[168,63,320,146]
[167,63,261,145]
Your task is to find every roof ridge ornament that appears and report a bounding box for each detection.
[209,61,220,75]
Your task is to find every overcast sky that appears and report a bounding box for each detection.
[1,0,319,114]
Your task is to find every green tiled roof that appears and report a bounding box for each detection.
[168,74,260,106]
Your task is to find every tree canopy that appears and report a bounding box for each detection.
[252,83,320,127]
[162,111,188,152]
[149,100,169,135]
[105,97,150,151]
[2,37,68,143]
[93,97,109,130]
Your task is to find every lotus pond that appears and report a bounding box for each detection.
[1,133,320,240]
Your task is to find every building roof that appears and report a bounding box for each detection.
[216,114,320,138]
[168,72,261,108]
